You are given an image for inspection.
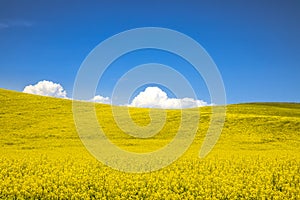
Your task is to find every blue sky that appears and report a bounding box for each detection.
[0,0,299,104]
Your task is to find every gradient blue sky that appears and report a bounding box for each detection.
[0,0,299,104]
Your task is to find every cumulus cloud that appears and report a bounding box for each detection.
[23,80,67,98]
[90,95,111,104]
[129,87,208,109]
[22,82,207,108]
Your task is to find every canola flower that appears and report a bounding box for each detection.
[0,89,300,199]
[0,154,299,199]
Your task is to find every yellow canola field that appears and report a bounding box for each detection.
[0,89,300,199]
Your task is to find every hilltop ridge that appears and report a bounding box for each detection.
[0,88,300,154]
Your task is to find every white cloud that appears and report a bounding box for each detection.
[0,19,33,29]
[90,95,111,104]
[0,23,9,29]
[129,87,208,109]
[23,80,67,98]
[22,82,207,108]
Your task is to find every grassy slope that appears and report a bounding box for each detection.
[1,88,300,156]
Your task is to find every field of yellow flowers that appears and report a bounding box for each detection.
[1,88,300,199]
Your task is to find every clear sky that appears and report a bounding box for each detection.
[0,0,299,104]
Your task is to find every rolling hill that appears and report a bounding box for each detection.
[1,88,299,154]
[0,88,299,199]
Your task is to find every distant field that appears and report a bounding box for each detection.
[0,88,300,199]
